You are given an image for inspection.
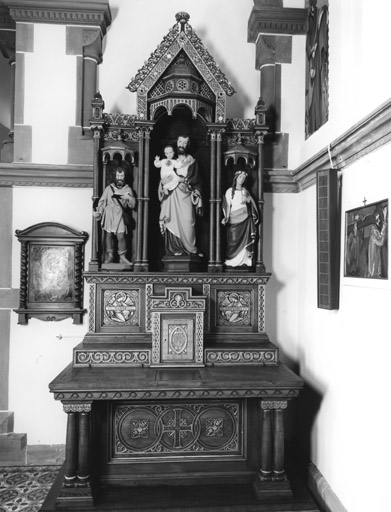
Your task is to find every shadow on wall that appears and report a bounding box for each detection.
[295,350,326,461]
[0,122,9,144]
[196,28,253,119]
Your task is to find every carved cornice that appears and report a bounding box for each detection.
[84,272,272,285]
[54,388,300,402]
[264,169,299,193]
[4,0,111,34]
[248,7,307,41]
[0,163,93,187]
[292,97,391,191]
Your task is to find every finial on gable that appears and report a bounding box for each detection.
[175,11,190,30]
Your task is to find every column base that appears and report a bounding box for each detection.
[207,263,223,272]
[253,471,292,499]
[56,483,94,509]
[133,262,149,272]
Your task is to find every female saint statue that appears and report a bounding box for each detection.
[222,170,259,268]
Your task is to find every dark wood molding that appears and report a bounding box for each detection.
[292,98,391,192]
[264,169,299,193]
[248,7,308,42]
[0,163,93,187]
[4,0,111,34]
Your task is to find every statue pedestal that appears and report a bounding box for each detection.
[160,254,205,272]
[101,262,133,271]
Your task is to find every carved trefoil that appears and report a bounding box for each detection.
[150,287,206,367]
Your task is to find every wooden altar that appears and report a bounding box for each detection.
[41,12,316,512]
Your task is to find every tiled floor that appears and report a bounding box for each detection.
[0,466,59,512]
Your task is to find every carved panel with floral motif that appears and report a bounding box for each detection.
[112,401,243,460]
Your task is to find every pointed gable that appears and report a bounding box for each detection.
[127,12,235,123]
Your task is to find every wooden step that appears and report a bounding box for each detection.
[0,432,27,466]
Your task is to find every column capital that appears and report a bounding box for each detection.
[254,129,268,143]
[4,0,111,35]
[63,402,92,413]
[260,400,288,410]
[248,5,307,42]
[135,120,154,134]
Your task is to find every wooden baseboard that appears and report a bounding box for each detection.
[293,447,348,512]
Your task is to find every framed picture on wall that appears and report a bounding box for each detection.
[344,199,388,279]
[14,222,88,324]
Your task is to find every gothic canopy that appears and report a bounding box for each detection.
[127,12,235,123]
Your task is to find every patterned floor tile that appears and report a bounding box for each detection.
[0,466,59,512]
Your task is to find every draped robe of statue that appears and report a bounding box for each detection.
[222,187,259,267]
[158,155,202,256]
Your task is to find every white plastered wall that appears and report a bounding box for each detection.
[296,145,391,512]
[23,23,77,164]
[10,187,92,443]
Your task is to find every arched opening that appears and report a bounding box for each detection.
[148,106,210,270]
